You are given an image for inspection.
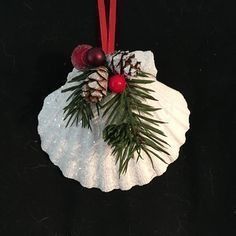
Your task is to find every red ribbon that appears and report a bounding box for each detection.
[97,0,117,54]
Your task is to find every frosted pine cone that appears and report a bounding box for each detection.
[107,51,141,77]
[81,66,108,103]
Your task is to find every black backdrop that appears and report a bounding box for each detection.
[0,0,235,235]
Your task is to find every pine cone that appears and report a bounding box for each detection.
[107,51,141,77]
[81,66,109,103]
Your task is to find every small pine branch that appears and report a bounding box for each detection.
[61,70,95,129]
[102,72,169,175]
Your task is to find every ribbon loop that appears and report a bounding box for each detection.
[97,0,117,54]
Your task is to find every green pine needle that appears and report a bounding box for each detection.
[61,70,96,129]
[62,67,169,176]
[102,72,169,175]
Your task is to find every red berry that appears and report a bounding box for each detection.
[71,44,92,70]
[108,75,127,93]
[86,47,106,67]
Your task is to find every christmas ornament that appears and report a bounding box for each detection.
[71,44,92,70]
[38,0,190,192]
[108,74,126,93]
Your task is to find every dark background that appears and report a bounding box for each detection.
[0,0,235,235]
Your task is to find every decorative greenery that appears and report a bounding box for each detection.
[102,73,169,175]
[62,51,169,175]
[61,70,95,129]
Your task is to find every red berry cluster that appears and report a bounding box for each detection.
[71,44,126,94]
[71,44,106,70]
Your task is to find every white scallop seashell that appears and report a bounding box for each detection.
[38,50,190,192]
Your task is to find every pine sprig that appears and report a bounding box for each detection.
[102,73,169,175]
[61,70,95,129]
